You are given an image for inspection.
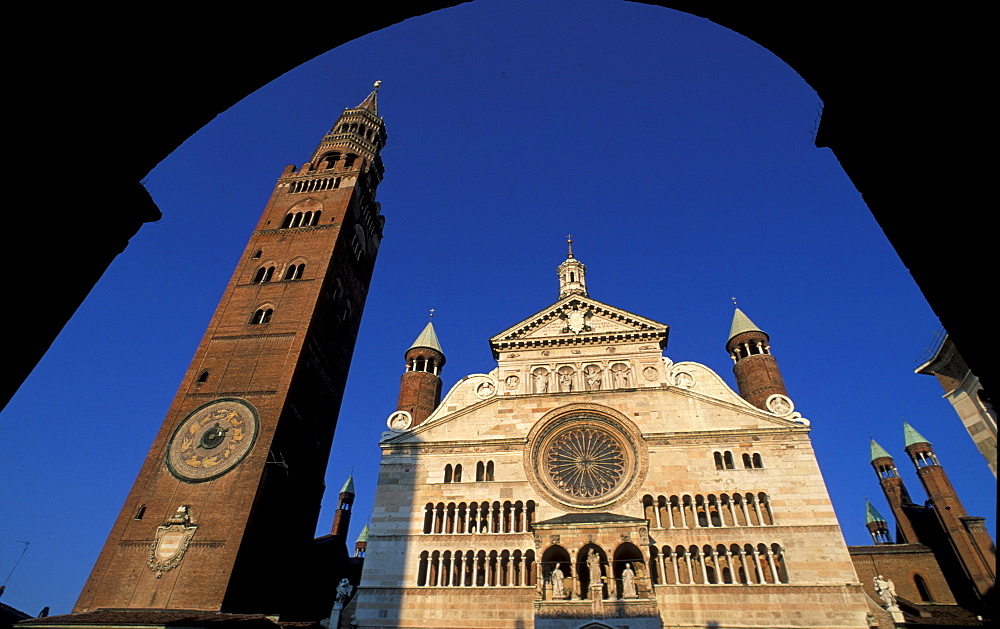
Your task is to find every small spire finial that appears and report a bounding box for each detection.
[429,308,435,319]
[373,80,381,91]
[731,296,738,307]
[567,234,574,259]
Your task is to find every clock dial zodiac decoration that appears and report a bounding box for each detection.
[166,398,260,483]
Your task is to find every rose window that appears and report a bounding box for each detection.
[545,427,626,498]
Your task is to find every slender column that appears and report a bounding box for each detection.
[766,549,780,583]
[698,550,709,584]
[654,501,662,529]
[684,550,694,584]
[755,499,766,526]
[751,549,764,584]
[656,547,666,586]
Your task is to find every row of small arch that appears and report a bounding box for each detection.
[252,263,305,284]
[442,461,493,483]
[333,122,383,146]
[539,541,647,600]
[641,492,775,528]
[289,177,341,194]
[647,543,789,585]
[423,500,537,535]
[281,210,322,229]
[729,339,771,361]
[714,451,764,470]
[416,549,536,587]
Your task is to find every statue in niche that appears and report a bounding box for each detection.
[558,367,574,392]
[622,563,637,598]
[532,369,550,393]
[586,549,603,596]
[585,365,602,391]
[874,575,899,611]
[551,565,565,599]
[611,363,631,388]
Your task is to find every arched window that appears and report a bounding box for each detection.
[486,460,495,481]
[249,308,273,325]
[281,214,294,228]
[197,370,209,384]
[742,453,753,469]
[723,451,735,469]
[713,452,724,470]
[914,573,933,601]
[453,464,462,482]
[476,461,485,482]
[282,263,304,280]
[134,505,146,520]
[310,211,321,225]
[422,503,433,534]
[322,152,341,169]
[344,153,358,168]
[752,453,764,468]
[251,249,262,259]
[444,464,453,483]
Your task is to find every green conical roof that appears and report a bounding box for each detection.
[356,523,370,543]
[340,474,355,495]
[410,321,443,353]
[728,307,764,341]
[865,500,887,524]
[903,422,931,447]
[870,438,892,461]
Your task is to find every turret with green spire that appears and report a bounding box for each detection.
[869,435,919,544]
[725,307,788,410]
[865,499,891,544]
[330,473,356,539]
[397,318,446,428]
[355,523,370,558]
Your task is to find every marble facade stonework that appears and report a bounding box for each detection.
[353,257,870,628]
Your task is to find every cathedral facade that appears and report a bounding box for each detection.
[354,248,871,628]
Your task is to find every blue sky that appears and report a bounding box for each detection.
[1,0,994,615]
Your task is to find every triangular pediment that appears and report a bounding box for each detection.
[490,295,668,356]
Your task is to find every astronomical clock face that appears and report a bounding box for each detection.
[526,407,646,509]
[166,398,260,483]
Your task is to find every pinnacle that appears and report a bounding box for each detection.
[356,81,381,115]
[356,522,370,543]
[903,422,931,448]
[409,321,443,354]
[340,474,355,495]
[728,307,763,342]
[870,438,892,462]
[865,499,887,524]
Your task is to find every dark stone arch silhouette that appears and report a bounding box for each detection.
[10,3,992,409]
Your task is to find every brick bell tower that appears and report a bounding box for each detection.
[725,307,788,410]
[75,83,388,616]
[902,422,996,608]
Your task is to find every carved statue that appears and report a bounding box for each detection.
[551,565,565,599]
[558,370,574,392]
[622,563,637,598]
[533,370,550,393]
[874,575,899,611]
[611,363,631,388]
[586,549,603,591]
[334,578,354,609]
[585,366,602,391]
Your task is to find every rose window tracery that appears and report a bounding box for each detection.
[545,427,625,498]
[525,407,647,509]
